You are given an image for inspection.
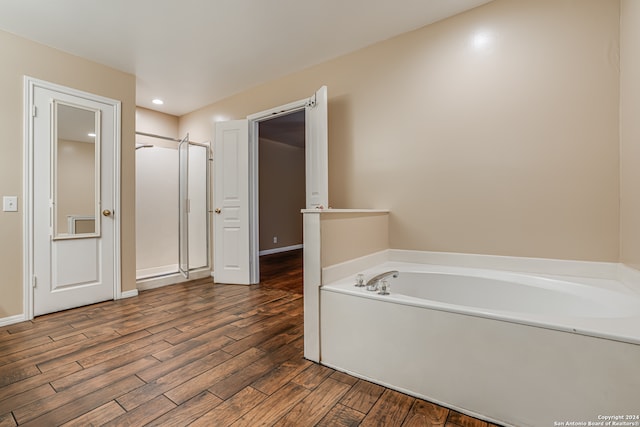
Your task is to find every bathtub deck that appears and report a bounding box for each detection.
[0,252,499,426]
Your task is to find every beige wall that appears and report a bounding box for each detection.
[0,29,136,318]
[320,213,390,268]
[620,1,640,270]
[136,107,179,145]
[259,138,305,251]
[180,0,620,263]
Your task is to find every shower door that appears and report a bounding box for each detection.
[178,135,189,278]
[178,135,210,279]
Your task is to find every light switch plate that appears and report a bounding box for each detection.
[3,196,18,212]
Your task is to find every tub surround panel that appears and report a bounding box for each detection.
[302,209,390,361]
[320,291,640,427]
[322,248,639,294]
[303,212,322,361]
[619,263,640,294]
[326,262,640,345]
[389,249,620,281]
[318,253,640,425]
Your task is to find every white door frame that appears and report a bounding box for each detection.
[23,76,122,320]
[247,99,308,283]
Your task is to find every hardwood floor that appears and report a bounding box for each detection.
[0,251,500,426]
[258,249,303,294]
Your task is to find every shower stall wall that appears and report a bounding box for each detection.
[135,132,210,283]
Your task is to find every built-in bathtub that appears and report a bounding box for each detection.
[320,261,640,427]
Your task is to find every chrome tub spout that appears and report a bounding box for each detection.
[366,270,399,291]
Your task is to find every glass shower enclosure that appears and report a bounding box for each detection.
[136,132,210,281]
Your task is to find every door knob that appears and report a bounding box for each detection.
[215,208,222,214]
[102,210,112,217]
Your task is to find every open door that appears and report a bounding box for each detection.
[214,86,328,285]
[213,120,251,284]
[305,86,328,209]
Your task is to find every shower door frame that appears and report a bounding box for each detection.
[179,138,212,279]
[135,131,212,282]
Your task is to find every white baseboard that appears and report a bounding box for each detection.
[136,264,179,280]
[0,314,27,327]
[120,289,139,299]
[137,268,212,291]
[259,244,303,256]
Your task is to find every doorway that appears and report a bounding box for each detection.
[24,77,121,318]
[257,111,305,292]
[258,111,305,255]
[213,86,327,285]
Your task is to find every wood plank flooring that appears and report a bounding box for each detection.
[0,250,501,426]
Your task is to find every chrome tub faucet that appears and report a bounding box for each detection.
[365,270,399,292]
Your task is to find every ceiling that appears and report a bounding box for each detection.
[0,0,493,116]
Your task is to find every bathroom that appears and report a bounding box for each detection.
[177,1,640,425]
[182,2,640,422]
[1,0,640,425]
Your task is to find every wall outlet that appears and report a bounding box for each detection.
[2,196,18,212]
[273,236,278,244]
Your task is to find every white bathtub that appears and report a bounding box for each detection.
[320,261,640,427]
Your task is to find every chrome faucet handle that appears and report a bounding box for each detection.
[378,279,390,295]
[355,273,365,287]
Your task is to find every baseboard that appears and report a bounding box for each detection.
[120,289,139,299]
[0,314,27,327]
[137,268,212,291]
[259,244,303,256]
[136,264,179,280]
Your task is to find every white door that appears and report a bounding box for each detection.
[213,120,251,284]
[305,86,329,209]
[214,86,329,285]
[30,81,118,316]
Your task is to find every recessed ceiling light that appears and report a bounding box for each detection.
[152,99,164,105]
[88,133,96,137]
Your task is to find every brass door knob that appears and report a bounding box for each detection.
[102,210,112,217]
[214,208,222,214]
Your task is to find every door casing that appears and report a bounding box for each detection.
[246,86,328,283]
[23,76,122,320]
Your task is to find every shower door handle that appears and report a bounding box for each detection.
[214,208,221,214]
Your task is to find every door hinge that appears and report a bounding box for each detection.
[33,275,37,288]
[32,105,37,117]
[306,94,316,108]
